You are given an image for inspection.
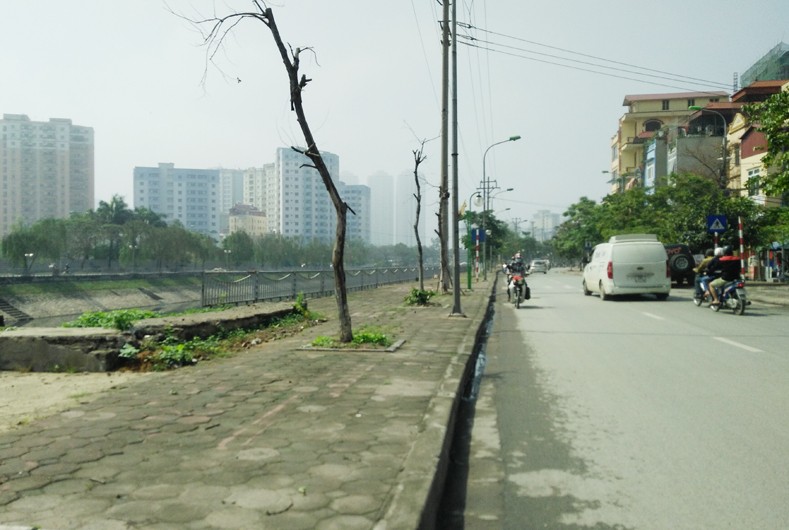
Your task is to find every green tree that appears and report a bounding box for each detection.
[95,195,134,269]
[552,197,602,262]
[744,90,789,197]
[222,231,254,267]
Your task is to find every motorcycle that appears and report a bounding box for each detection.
[510,273,530,309]
[710,279,748,315]
[695,276,748,315]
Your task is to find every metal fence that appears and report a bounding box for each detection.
[201,267,439,307]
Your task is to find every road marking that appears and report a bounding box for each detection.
[642,312,664,320]
[713,336,763,353]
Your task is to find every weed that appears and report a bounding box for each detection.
[62,309,158,331]
[404,288,436,306]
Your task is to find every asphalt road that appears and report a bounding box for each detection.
[470,270,789,529]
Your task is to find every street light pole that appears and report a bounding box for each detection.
[466,192,482,289]
[482,135,521,280]
[689,105,728,189]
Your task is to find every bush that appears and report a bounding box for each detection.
[404,288,436,306]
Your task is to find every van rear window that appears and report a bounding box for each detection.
[614,244,667,263]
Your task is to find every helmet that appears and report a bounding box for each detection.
[714,247,724,257]
[722,245,733,256]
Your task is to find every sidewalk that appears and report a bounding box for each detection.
[0,283,491,530]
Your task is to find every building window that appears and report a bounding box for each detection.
[747,168,761,196]
[662,100,669,111]
[687,99,695,108]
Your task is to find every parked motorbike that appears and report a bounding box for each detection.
[695,276,748,315]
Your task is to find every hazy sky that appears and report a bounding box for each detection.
[3,0,788,234]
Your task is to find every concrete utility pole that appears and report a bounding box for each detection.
[438,0,450,293]
[450,0,463,316]
[512,217,523,233]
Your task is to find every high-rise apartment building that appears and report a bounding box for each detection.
[218,168,245,236]
[367,170,426,246]
[341,182,371,242]
[269,148,339,242]
[0,114,94,237]
[530,210,561,242]
[133,163,220,239]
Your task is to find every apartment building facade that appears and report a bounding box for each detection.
[133,163,221,239]
[0,114,94,237]
[611,91,728,191]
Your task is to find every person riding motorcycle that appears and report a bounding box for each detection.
[506,253,529,302]
[693,248,715,299]
[707,246,740,306]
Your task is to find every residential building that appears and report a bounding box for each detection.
[228,203,267,237]
[0,114,94,237]
[740,42,789,87]
[611,91,728,191]
[243,164,273,214]
[133,163,220,239]
[726,79,788,206]
[340,182,371,242]
[268,147,340,243]
[367,170,426,247]
[218,168,245,236]
[530,210,561,242]
[369,171,395,246]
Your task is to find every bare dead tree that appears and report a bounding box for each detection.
[412,142,426,291]
[180,1,353,342]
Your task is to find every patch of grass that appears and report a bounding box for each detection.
[120,310,326,372]
[62,309,159,331]
[311,325,393,349]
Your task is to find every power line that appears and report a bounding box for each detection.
[459,40,729,95]
[457,21,731,90]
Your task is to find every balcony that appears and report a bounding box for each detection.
[621,136,647,153]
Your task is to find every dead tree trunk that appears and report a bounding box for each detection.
[412,143,426,291]
[185,3,353,342]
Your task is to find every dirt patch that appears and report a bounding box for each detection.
[0,371,156,433]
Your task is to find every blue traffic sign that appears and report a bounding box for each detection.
[707,215,727,234]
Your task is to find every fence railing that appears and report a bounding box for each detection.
[201,267,439,307]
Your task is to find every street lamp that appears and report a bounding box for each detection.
[482,135,521,280]
[223,249,232,269]
[689,105,728,189]
[128,242,138,272]
[23,253,34,276]
[465,192,483,289]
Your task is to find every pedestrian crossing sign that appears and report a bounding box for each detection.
[707,215,727,233]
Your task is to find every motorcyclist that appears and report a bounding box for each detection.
[707,246,740,306]
[506,253,528,301]
[693,248,715,299]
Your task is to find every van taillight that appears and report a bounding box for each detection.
[666,260,671,278]
[607,261,613,279]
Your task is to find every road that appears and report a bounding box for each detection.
[467,269,789,529]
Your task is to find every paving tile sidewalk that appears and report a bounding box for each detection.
[0,283,490,530]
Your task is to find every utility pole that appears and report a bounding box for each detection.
[512,217,523,233]
[438,0,450,293]
[450,0,463,316]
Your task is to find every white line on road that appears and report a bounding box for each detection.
[713,336,764,353]
[641,312,664,320]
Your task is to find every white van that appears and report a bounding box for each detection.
[582,234,671,300]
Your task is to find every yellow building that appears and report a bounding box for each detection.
[228,204,267,237]
[611,91,728,192]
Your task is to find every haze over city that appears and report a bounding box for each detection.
[3,0,788,237]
